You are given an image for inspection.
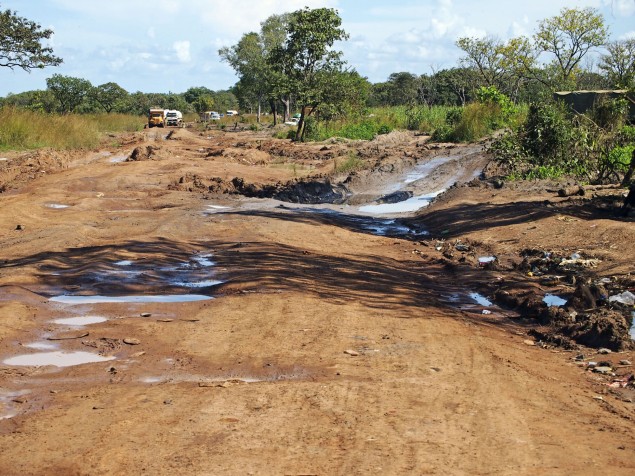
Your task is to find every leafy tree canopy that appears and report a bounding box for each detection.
[0,6,62,71]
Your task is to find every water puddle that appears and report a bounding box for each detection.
[169,280,223,288]
[282,207,425,238]
[543,294,567,307]
[109,155,127,163]
[469,292,493,307]
[404,157,453,184]
[114,260,134,266]
[50,294,213,304]
[4,351,115,367]
[23,341,59,350]
[205,204,231,213]
[52,316,108,326]
[0,389,30,420]
[45,203,70,209]
[478,256,496,265]
[191,253,214,267]
[358,190,445,215]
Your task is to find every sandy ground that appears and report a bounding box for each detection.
[0,127,633,475]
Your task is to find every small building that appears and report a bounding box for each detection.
[553,90,635,120]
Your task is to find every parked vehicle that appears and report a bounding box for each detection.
[148,108,166,128]
[226,110,239,117]
[199,111,221,121]
[284,117,300,126]
[165,109,183,127]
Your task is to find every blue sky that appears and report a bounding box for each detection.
[1,0,634,96]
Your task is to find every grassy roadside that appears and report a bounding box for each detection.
[0,107,145,151]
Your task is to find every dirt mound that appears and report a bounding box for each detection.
[127,145,161,161]
[0,149,72,192]
[171,173,350,204]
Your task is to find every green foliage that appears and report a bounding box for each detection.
[334,152,364,173]
[0,7,62,71]
[46,74,93,113]
[590,97,629,130]
[303,115,393,142]
[534,7,608,89]
[490,102,634,183]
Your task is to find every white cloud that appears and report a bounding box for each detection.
[173,41,191,62]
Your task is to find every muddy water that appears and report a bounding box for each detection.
[4,351,115,367]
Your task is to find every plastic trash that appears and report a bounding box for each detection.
[608,291,635,306]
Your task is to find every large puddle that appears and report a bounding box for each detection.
[4,351,115,367]
[52,316,108,326]
[358,190,445,215]
[50,294,213,304]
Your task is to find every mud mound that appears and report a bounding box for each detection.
[127,145,160,161]
[0,149,72,192]
[172,174,350,204]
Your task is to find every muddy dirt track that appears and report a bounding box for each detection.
[0,127,634,475]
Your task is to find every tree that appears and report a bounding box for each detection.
[0,6,62,71]
[91,82,128,113]
[272,7,349,140]
[46,74,92,113]
[183,86,214,105]
[456,36,506,89]
[534,7,608,90]
[220,14,290,123]
[192,94,214,113]
[599,39,635,89]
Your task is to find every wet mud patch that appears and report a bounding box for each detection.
[24,244,223,300]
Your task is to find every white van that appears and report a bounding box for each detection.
[226,110,239,116]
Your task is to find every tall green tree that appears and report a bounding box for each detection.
[272,7,349,140]
[46,74,92,113]
[91,82,128,113]
[534,7,608,90]
[220,14,290,123]
[599,39,635,89]
[0,6,62,71]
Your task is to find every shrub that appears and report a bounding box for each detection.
[334,152,364,173]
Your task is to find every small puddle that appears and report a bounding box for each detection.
[4,351,115,367]
[359,190,445,214]
[469,292,493,307]
[404,157,453,184]
[109,155,127,163]
[23,341,59,350]
[169,279,223,288]
[1,390,30,420]
[191,253,214,267]
[114,260,134,266]
[50,294,213,304]
[478,256,496,264]
[45,203,70,209]
[543,294,567,307]
[52,316,108,326]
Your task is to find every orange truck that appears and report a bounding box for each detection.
[148,108,166,128]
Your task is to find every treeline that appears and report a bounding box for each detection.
[0,78,239,116]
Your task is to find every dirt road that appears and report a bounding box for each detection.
[0,128,633,474]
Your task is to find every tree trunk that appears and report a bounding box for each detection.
[621,148,635,187]
[270,99,277,126]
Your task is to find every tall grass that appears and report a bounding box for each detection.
[0,107,145,151]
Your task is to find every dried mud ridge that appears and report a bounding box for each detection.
[426,191,634,352]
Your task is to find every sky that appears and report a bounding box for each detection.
[1,0,634,96]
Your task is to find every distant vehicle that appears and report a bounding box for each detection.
[226,110,239,116]
[165,109,182,127]
[199,111,221,121]
[292,113,301,119]
[284,117,300,126]
[148,108,166,128]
